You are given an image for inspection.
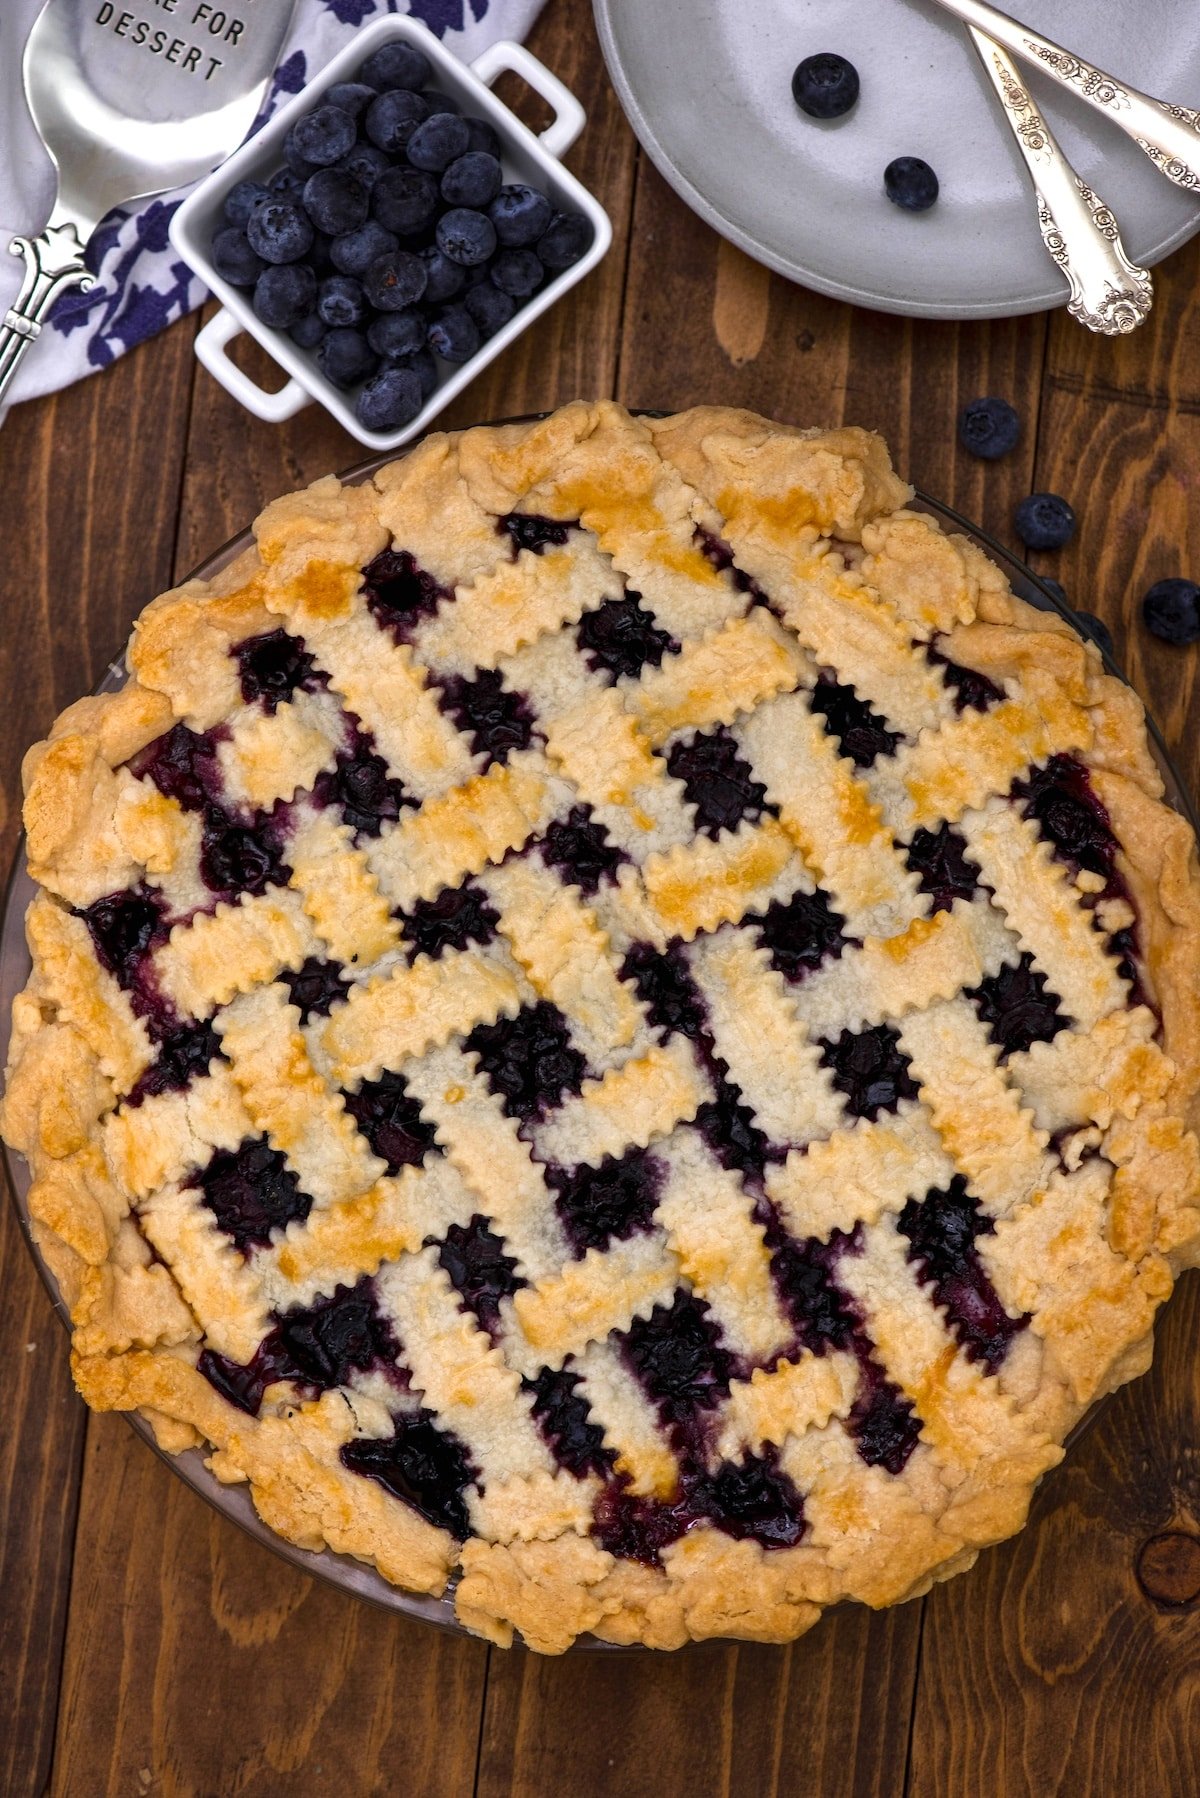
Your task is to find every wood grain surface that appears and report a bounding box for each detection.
[2,3,1200,1793]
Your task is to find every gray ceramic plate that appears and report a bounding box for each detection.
[593,0,1200,317]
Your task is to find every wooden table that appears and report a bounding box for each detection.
[5,4,1200,1791]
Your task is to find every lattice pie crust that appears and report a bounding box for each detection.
[5,403,1200,1653]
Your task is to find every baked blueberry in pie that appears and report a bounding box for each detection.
[5,402,1200,1655]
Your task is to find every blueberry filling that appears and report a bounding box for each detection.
[928,646,1003,714]
[971,953,1067,1056]
[693,527,770,605]
[315,731,412,838]
[438,669,536,766]
[82,886,166,988]
[621,1291,735,1450]
[436,1214,525,1335]
[592,1447,805,1565]
[279,955,349,1020]
[754,886,848,982]
[400,881,499,960]
[667,726,772,837]
[343,1069,438,1173]
[821,1024,918,1119]
[361,545,449,640]
[540,806,625,894]
[499,512,574,555]
[340,1411,476,1539]
[126,1018,223,1105]
[199,806,289,900]
[1014,754,1117,881]
[525,1366,615,1479]
[905,823,982,911]
[576,594,678,681]
[466,1001,587,1121]
[809,673,901,768]
[846,1359,923,1473]
[695,1076,773,1181]
[130,721,225,813]
[195,1137,313,1251]
[199,1275,402,1415]
[548,1146,663,1256]
[898,1177,1027,1371]
[763,1216,860,1355]
[235,628,320,712]
[620,942,706,1040]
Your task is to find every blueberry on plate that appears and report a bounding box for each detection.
[330,220,398,277]
[269,167,306,202]
[246,199,314,264]
[1015,492,1075,550]
[356,363,425,432]
[490,248,543,298]
[423,90,462,116]
[372,166,440,236]
[428,303,481,363]
[394,345,439,401]
[364,248,428,311]
[490,184,553,248]
[289,311,327,350]
[317,327,377,388]
[359,42,433,92]
[211,226,265,288]
[364,88,429,154]
[436,207,497,266]
[536,211,592,270]
[223,179,270,226]
[407,112,471,173]
[325,81,377,119]
[309,231,336,277]
[791,52,859,119]
[465,279,518,336]
[337,142,391,192]
[317,274,368,328]
[1074,611,1115,657]
[884,157,939,212]
[441,151,502,209]
[462,115,502,157]
[290,104,357,168]
[282,130,321,180]
[367,308,426,359]
[253,263,317,328]
[303,169,369,236]
[1142,577,1200,645]
[419,246,467,302]
[958,396,1020,460]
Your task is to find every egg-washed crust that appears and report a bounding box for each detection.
[4,401,1200,1655]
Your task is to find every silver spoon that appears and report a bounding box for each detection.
[967,28,1152,334]
[0,0,298,412]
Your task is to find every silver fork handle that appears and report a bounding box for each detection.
[970,29,1153,334]
[933,0,1200,190]
[0,220,94,412]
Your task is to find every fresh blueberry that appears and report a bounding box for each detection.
[364,88,429,154]
[317,327,377,389]
[364,248,428,311]
[1015,492,1075,550]
[336,142,391,192]
[464,279,517,336]
[317,274,368,328]
[1142,578,1200,645]
[884,157,939,211]
[791,52,860,119]
[422,90,462,115]
[289,311,327,350]
[223,179,270,226]
[436,207,496,266]
[489,184,553,248]
[283,132,321,181]
[1074,611,1116,657]
[302,168,369,236]
[397,346,439,400]
[356,363,425,432]
[367,308,426,358]
[359,42,433,92]
[211,226,265,288]
[325,81,377,119]
[407,112,471,173]
[536,210,592,270]
[462,115,502,157]
[253,262,318,329]
[269,167,306,202]
[246,199,314,265]
[372,166,440,235]
[1035,576,1068,607]
[419,246,466,302]
[441,151,502,209]
[428,303,481,363]
[308,231,336,276]
[330,220,398,277]
[490,248,543,297]
[958,396,1020,460]
[290,104,357,168]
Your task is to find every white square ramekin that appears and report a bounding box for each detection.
[170,16,611,450]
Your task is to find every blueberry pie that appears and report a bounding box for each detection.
[6,403,1200,1652]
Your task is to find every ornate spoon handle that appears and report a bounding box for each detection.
[969,28,1152,334]
[930,0,1200,191]
[0,218,93,412]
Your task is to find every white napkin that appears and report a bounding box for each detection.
[0,0,547,411]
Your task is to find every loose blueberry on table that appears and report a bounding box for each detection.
[958,396,1019,461]
[1015,492,1075,551]
[212,51,593,432]
[1142,577,1200,645]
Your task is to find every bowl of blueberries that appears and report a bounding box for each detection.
[170,17,610,447]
